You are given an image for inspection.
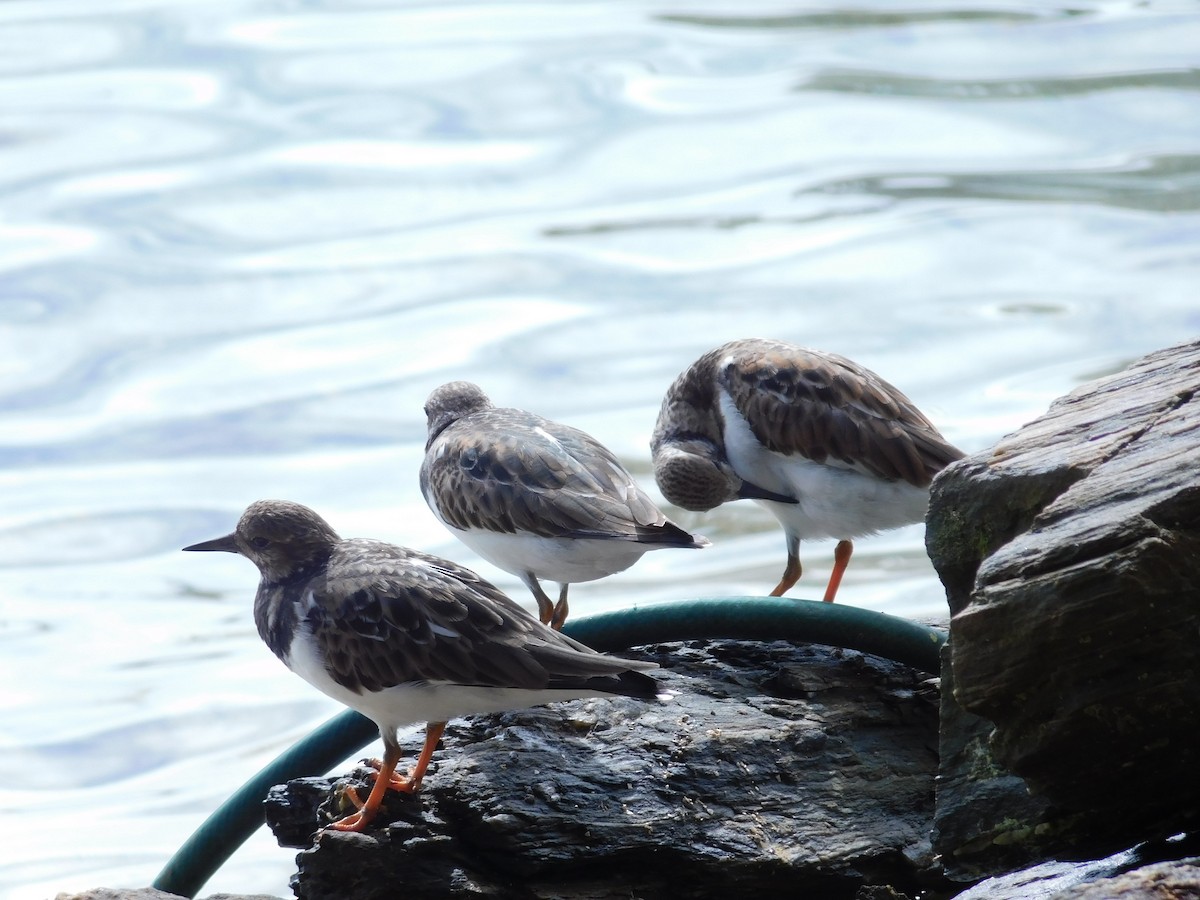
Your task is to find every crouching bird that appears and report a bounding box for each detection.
[421,380,708,630]
[184,499,660,832]
[651,338,963,603]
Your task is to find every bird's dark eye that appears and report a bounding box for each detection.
[250,536,270,550]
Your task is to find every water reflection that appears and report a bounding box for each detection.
[2,0,1198,898]
[821,155,1200,212]
[657,10,1049,29]
[809,68,1200,100]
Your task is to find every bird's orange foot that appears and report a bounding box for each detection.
[356,757,420,792]
[326,807,375,832]
[326,777,424,830]
[329,777,416,831]
[385,772,419,793]
[343,763,422,802]
[770,553,802,597]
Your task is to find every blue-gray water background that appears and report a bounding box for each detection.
[1,1,1198,896]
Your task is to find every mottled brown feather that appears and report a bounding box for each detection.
[422,388,700,546]
[702,338,961,487]
[302,539,655,695]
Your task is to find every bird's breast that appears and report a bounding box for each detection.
[718,390,795,497]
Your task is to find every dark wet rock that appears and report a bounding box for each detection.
[854,886,916,900]
[264,776,336,849]
[927,338,1200,878]
[952,837,1200,900]
[930,640,1062,882]
[264,639,945,900]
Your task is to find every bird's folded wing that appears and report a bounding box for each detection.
[720,346,963,487]
[307,541,654,695]
[422,418,667,539]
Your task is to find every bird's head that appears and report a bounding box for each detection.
[650,437,745,511]
[423,380,493,450]
[183,499,339,583]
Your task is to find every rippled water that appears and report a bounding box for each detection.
[2,1,1198,897]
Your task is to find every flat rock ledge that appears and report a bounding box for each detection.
[264,639,944,900]
[952,839,1200,900]
[926,338,1200,879]
[56,850,1200,900]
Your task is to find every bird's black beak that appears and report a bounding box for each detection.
[737,480,798,504]
[182,533,240,553]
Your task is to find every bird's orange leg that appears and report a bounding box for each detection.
[549,584,570,632]
[329,722,447,832]
[405,721,446,791]
[769,557,801,596]
[352,757,417,793]
[822,540,854,603]
[330,743,402,832]
[525,574,556,627]
[769,536,802,596]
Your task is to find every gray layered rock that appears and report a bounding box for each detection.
[265,639,944,900]
[927,338,1200,877]
[951,842,1200,900]
[930,640,1061,881]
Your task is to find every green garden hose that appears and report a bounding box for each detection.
[152,596,947,897]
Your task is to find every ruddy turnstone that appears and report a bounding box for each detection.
[183,499,659,832]
[651,338,963,602]
[421,381,709,630]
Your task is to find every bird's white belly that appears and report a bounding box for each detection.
[719,390,930,540]
[285,625,603,734]
[449,526,649,585]
[754,470,930,541]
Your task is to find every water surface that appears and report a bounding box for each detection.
[2,1,1198,896]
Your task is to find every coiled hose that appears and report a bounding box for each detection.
[152,597,946,897]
